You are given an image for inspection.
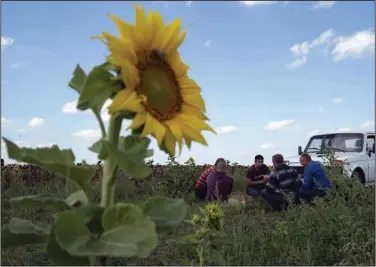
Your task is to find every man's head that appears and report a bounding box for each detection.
[299,153,312,167]
[254,155,264,168]
[214,158,227,172]
[272,154,284,168]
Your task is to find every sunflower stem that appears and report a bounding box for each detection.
[94,111,107,138]
[101,115,122,208]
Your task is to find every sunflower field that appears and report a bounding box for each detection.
[1,157,374,266]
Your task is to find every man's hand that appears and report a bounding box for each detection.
[263,175,270,182]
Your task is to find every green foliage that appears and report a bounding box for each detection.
[3,138,93,199]
[1,162,375,266]
[1,62,188,266]
[1,218,50,248]
[10,194,71,210]
[140,197,187,230]
[102,135,153,179]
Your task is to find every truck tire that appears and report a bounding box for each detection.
[351,169,365,184]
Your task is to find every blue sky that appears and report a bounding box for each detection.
[1,1,375,165]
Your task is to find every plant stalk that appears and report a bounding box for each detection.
[101,115,122,208]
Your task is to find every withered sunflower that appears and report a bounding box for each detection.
[97,5,215,156]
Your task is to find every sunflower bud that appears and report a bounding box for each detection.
[192,214,201,225]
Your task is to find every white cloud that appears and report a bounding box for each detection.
[264,119,295,130]
[204,40,211,48]
[101,100,112,122]
[332,29,375,62]
[308,128,320,137]
[16,129,26,133]
[1,36,14,50]
[336,128,352,132]
[1,117,12,126]
[10,61,29,69]
[312,1,336,9]
[215,126,240,134]
[36,143,53,148]
[28,117,44,128]
[287,29,335,69]
[260,143,273,149]
[62,100,79,113]
[332,97,344,103]
[186,1,192,7]
[240,1,277,7]
[286,57,306,69]
[72,129,101,138]
[361,120,375,128]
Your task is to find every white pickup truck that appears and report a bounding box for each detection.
[286,131,375,184]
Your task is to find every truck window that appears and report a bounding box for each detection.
[367,135,375,151]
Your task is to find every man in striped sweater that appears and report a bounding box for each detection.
[261,154,300,212]
[194,158,225,200]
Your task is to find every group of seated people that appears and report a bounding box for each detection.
[194,153,332,212]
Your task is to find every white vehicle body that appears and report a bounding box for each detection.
[286,131,375,184]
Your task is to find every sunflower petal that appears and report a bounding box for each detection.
[109,14,135,43]
[150,11,166,50]
[128,112,147,129]
[178,76,202,93]
[181,103,209,121]
[182,93,206,112]
[109,89,144,114]
[134,5,152,49]
[164,120,183,148]
[166,51,190,79]
[163,131,177,157]
[141,114,166,145]
[182,125,208,146]
[101,32,137,65]
[159,18,182,53]
[120,60,140,89]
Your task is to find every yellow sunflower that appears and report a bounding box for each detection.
[97,5,215,156]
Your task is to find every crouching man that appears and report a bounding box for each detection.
[261,154,300,212]
[298,153,332,203]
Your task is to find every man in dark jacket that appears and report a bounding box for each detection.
[206,159,233,201]
[246,155,271,197]
[261,154,300,212]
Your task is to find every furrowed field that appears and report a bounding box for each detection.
[1,158,375,266]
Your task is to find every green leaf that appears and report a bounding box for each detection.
[101,203,157,257]
[46,225,89,266]
[1,218,50,248]
[140,197,188,230]
[174,234,200,245]
[66,190,89,207]
[208,249,226,266]
[69,65,87,94]
[77,65,123,112]
[54,205,157,258]
[88,139,108,160]
[3,138,93,199]
[10,194,71,210]
[102,137,152,179]
[85,206,105,234]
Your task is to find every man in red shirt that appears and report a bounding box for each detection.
[195,158,225,200]
[246,155,271,197]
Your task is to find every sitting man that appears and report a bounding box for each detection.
[299,153,332,203]
[194,158,224,200]
[206,159,233,201]
[246,155,271,197]
[261,154,300,212]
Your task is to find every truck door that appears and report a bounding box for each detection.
[366,135,375,182]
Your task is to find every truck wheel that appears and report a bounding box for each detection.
[351,169,365,184]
